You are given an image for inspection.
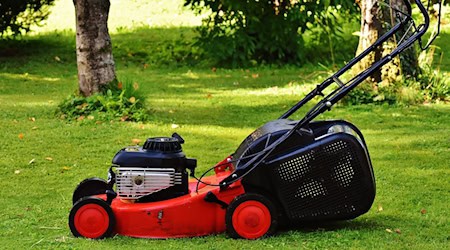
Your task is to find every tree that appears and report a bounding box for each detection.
[73,0,116,97]
[355,0,418,86]
[0,0,55,36]
[59,0,148,122]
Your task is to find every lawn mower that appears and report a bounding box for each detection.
[68,0,442,240]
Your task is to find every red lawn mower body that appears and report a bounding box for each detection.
[70,154,276,239]
[110,171,244,238]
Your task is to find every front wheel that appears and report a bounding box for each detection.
[225,193,278,239]
[69,197,115,239]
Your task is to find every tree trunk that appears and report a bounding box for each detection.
[355,0,418,85]
[74,0,116,97]
[355,0,383,83]
[389,0,419,79]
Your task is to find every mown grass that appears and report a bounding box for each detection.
[0,0,449,249]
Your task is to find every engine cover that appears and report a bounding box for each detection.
[111,135,196,202]
[116,167,183,200]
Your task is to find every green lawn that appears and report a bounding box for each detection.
[0,0,449,249]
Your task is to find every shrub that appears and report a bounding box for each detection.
[344,46,449,105]
[113,28,206,67]
[185,0,358,67]
[58,81,150,122]
[415,46,450,102]
[0,0,55,37]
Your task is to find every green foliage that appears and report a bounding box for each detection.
[303,9,359,66]
[58,81,149,122]
[344,85,382,106]
[414,47,450,103]
[415,67,449,102]
[114,29,204,67]
[345,46,450,105]
[0,0,55,37]
[185,0,358,67]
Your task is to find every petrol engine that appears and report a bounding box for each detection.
[111,134,196,202]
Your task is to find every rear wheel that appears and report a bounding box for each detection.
[225,193,278,239]
[72,178,108,204]
[69,197,115,239]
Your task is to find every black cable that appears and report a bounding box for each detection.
[191,150,273,192]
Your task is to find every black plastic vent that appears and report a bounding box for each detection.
[271,135,374,221]
[143,137,182,153]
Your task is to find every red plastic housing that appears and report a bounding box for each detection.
[106,170,244,238]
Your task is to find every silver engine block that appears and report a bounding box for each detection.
[116,167,183,200]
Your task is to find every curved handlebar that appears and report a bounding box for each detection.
[219,0,443,189]
[402,0,413,16]
[412,0,442,50]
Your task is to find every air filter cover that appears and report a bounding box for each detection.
[143,137,182,153]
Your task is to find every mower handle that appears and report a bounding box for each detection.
[419,0,442,50]
[279,0,437,121]
[220,0,442,188]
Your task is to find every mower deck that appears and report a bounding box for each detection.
[111,171,244,238]
[72,171,246,238]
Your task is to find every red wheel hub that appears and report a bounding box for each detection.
[74,203,110,238]
[232,200,271,239]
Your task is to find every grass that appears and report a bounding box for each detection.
[0,0,449,249]
[32,0,202,34]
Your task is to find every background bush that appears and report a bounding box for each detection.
[58,81,149,122]
[344,46,450,105]
[185,0,358,67]
[0,0,55,37]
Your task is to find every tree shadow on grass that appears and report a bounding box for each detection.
[161,103,295,129]
[0,27,327,128]
[2,25,448,129]
[0,25,337,77]
[0,31,75,61]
